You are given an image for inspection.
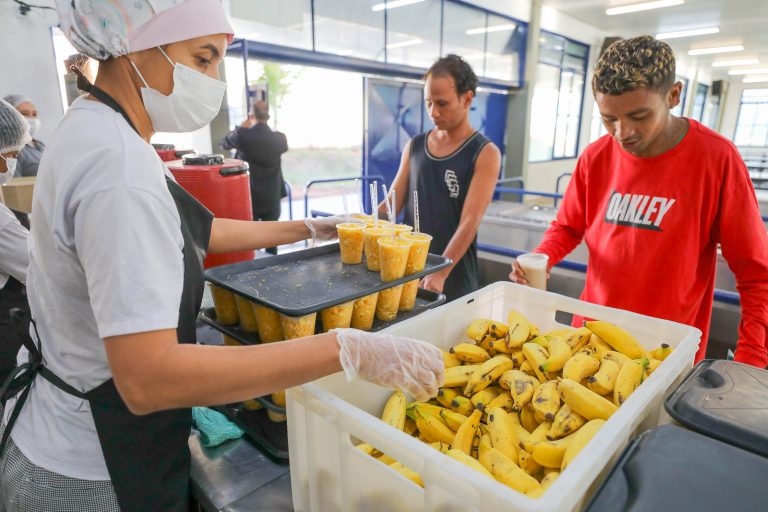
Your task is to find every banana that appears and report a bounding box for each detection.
[561,419,605,471]
[651,343,673,361]
[522,342,550,383]
[381,390,407,431]
[389,461,423,487]
[565,327,593,352]
[407,402,447,422]
[470,386,502,411]
[541,471,559,490]
[520,403,540,433]
[531,381,561,423]
[451,396,475,416]
[430,441,451,454]
[487,336,512,354]
[527,323,540,341]
[486,407,520,460]
[646,358,662,375]
[559,378,617,420]
[464,355,514,396]
[589,333,613,357]
[501,370,539,410]
[478,423,489,437]
[478,335,496,355]
[479,447,541,493]
[519,360,537,379]
[586,359,621,395]
[447,448,493,478]
[518,448,543,478]
[544,327,576,338]
[450,343,491,363]
[376,453,396,465]
[444,364,481,387]
[540,336,572,373]
[466,319,492,341]
[440,409,469,431]
[529,334,552,349]
[356,443,378,457]
[478,433,493,460]
[413,407,455,444]
[488,320,509,339]
[601,350,632,368]
[527,488,545,499]
[531,434,574,469]
[509,349,526,367]
[404,417,417,436]
[521,421,551,453]
[585,320,647,359]
[442,350,462,368]
[562,353,600,382]
[548,403,586,440]
[436,387,461,409]
[614,359,645,406]
[452,409,483,455]
[505,310,532,347]
[484,392,514,414]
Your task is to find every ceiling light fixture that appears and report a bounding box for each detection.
[466,23,517,36]
[656,27,719,39]
[687,45,744,56]
[386,38,422,50]
[371,0,426,12]
[743,76,768,84]
[728,67,768,76]
[606,0,684,16]
[711,58,760,67]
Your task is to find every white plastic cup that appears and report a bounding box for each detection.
[517,253,549,291]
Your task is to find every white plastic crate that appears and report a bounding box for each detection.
[287,282,701,512]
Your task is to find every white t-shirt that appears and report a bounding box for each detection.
[3,97,185,480]
[0,203,28,287]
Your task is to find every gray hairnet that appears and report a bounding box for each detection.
[2,94,33,109]
[0,99,31,154]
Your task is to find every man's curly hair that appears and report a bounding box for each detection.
[425,54,478,96]
[592,35,676,95]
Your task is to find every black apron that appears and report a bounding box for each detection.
[0,86,213,511]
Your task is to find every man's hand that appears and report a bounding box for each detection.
[421,268,449,294]
[241,114,256,128]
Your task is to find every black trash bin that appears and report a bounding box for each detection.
[664,359,768,457]
[585,424,768,512]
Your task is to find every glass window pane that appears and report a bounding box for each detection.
[484,14,525,82]
[529,63,561,162]
[539,32,564,66]
[229,0,312,50]
[565,40,588,59]
[386,0,441,69]
[314,0,385,61]
[442,2,487,73]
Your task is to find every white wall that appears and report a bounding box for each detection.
[0,2,63,144]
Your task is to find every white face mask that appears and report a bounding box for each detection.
[25,117,41,138]
[129,47,226,133]
[0,155,17,185]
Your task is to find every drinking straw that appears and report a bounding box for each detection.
[371,182,379,222]
[392,189,397,221]
[355,178,364,213]
[382,184,393,223]
[414,190,420,233]
[342,188,349,218]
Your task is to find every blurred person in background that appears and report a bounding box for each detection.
[2,94,45,178]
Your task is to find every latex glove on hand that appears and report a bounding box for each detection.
[305,214,359,246]
[333,328,444,402]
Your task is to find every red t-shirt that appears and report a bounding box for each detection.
[536,119,768,367]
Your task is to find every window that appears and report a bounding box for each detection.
[734,89,768,147]
[314,0,386,61]
[691,83,708,122]
[228,0,313,51]
[529,31,589,161]
[386,0,442,69]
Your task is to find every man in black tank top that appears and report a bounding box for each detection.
[382,55,501,301]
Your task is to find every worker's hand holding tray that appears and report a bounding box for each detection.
[203,243,451,317]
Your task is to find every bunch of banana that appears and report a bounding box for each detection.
[356,313,674,498]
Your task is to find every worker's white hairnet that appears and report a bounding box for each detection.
[55,0,234,61]
[3,94,33,109]
[0,99,31,154]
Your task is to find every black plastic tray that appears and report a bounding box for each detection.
[198,287,446,343]
[664,359,768,458]
[214,400,289,465]
[204,243,451,317]
[585,425,768,512]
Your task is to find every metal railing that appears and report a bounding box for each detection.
[554,173,573,207]
[283,180,293,220]
[303,175,385,219]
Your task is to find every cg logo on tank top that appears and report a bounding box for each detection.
[444,170,460,198]
[603,190,676,231]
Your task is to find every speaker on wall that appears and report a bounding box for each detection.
[711,80,723,97]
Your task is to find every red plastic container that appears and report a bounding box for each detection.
[152,143,194,162]
[166,154,255,268]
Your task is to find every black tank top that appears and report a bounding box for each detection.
[404,130,490,301]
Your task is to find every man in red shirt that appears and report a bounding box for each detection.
[510,35,768,367]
